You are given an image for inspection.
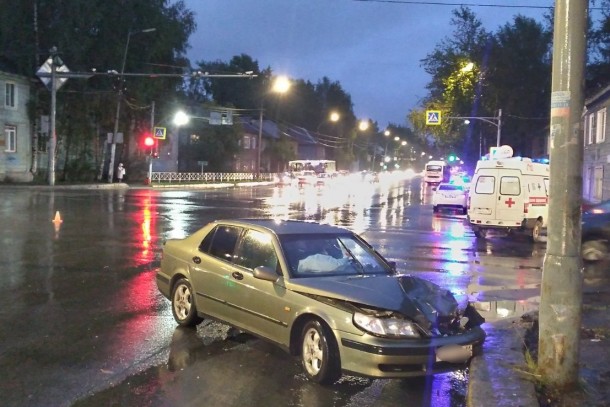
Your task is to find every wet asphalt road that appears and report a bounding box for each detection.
[0,174,576,407]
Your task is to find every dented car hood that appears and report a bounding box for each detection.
[286,273,460,325]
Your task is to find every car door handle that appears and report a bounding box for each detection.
[232,271,244,280]
[192,256,201,264]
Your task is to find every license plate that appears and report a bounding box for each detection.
[435,344,473,363]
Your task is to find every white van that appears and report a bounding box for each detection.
[467,156,549,242]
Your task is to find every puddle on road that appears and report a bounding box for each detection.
[471,298,539,323]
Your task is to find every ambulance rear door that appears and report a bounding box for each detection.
[469,169,499,221]
[495,170,525,226]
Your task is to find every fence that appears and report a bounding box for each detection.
[150,172,276,185]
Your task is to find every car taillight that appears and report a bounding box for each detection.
[524,202,529,214]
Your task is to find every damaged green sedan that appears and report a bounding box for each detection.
[156,219,486,384]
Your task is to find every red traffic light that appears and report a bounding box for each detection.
[144,136,154,147]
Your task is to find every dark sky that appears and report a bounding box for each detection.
[182,0,552,128]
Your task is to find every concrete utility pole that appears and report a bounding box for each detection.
[538,0,587,388]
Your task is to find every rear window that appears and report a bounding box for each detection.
[474,176,495,194]
[438,184,462,191]
[426,165,442,171]
[500,176,521,195]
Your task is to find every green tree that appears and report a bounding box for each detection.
[587,0,610,90]
[416,7,552,164]
[0,0,195,180]
[179,117,241,172]
[484,16,552,157]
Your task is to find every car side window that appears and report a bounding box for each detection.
[205,225,242,262]
[198,228,215,253]
[234,229,279,272]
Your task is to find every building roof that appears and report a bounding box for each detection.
[282,125,318,145]
[585,84,610,108]
[236,116,279,140]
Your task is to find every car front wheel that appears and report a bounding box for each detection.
[582,239,608,262]
[300,319,341,385]
[171,278,203,327]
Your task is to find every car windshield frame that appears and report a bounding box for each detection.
[279,233,393,278]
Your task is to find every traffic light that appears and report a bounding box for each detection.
[152,151,159,159]
[144,136,154,147]
[448,154,456,162]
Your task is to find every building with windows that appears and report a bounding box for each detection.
[583,85,610,203]
[0,69,33,182]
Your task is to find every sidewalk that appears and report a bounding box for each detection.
[468,264,610,407]
[0,180,274,190]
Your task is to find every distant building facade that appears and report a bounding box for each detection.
[583,85,610,203]
[0,70,33,182]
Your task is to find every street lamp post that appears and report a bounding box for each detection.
[257,76,290,176]
[449,108,502,148]
[107,27,156,183]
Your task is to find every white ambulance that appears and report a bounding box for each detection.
[467,147,549,242]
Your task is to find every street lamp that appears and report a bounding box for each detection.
[257,75,291,175]
[316,111,341,133]
[173,111,190,126]
[108,27,156,183]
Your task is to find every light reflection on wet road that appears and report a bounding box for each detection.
[0,174,576,407]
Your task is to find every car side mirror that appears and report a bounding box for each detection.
[387,261,397,272]
[432,187,437,191]
[253,265,279,282]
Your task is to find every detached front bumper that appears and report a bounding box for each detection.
[335,326,486,378]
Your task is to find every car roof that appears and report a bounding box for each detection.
[211,219,352,236]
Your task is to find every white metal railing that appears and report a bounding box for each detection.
[150,172,276,184]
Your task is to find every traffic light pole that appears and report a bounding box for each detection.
[148,101,155,184]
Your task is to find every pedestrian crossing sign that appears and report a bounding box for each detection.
[153,127,166,140]
[426,110,441,125]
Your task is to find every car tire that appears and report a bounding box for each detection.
[473,227,487,239]
[433,206,439,213]
[171,278,203,327]
[300,319,341,385]
[531,220,543,242]
[582,239,608,262]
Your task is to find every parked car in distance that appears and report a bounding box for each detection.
[315,172,332,187]
[296,170,317,187]
[432,183,467,214]
[581,200,610,261]
[157,219,486,384]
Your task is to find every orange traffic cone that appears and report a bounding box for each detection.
[52,211,63,224]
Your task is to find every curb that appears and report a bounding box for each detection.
[468,318,539,407]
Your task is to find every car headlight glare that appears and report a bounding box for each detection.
[353,312,420,338]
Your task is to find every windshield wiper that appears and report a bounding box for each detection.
[337,239,365,275]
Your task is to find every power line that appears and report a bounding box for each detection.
[352,0,553,9]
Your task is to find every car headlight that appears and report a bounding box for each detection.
[353,312,421,338]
